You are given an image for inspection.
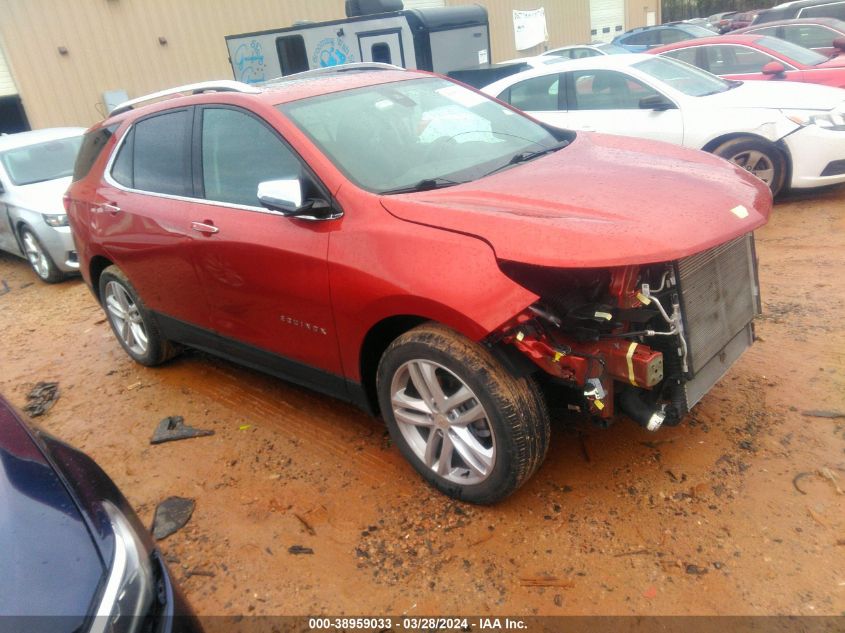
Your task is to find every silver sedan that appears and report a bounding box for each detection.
[0,127,85,282]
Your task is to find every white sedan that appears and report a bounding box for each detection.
[481,54,845,194]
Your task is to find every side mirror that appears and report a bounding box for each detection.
[833,37,845,53]
[639,94,675,111]
[762,61,786,76]
[257,179,312,216]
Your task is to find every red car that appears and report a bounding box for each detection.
[732,17,845,56]
[66,66,771,504]
[651,34,845,87]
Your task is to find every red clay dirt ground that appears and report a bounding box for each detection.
[0,187,843,617]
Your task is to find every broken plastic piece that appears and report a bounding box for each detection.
[152,496,195,540]
[150,416,214,445]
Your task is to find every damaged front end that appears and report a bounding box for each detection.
[488,233,761,431]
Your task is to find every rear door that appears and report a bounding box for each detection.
[94,109,208,325]
[187,105,343,377]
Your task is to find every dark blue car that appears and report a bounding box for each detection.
[612,23,715,52]
[0,395,202,633]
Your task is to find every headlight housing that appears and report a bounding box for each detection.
[89,501,155,633]
[42,213,69,227]
[783,107,845,131]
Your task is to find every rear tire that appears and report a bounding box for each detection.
[19,227,65,283]
[98,265,177,366]
[377,323,550,504]
[712,137,787,196]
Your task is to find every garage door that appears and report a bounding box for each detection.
[0,46,17,97]
[404,0,446,8]
[590,0,625,43]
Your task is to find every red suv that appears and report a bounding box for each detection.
[66,65,772,504]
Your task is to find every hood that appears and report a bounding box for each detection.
[380,132,771,268]
[4,176,72,214]
[0,397,104,625]
[706,79,845,110]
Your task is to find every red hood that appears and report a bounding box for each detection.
[380,132,772,268]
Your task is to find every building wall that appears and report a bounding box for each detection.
[0,0,659,129]
[448,0,592,61]
[626,0,662,32]
[0,0,340,128]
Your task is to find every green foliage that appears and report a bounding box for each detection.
[662,0,780,22]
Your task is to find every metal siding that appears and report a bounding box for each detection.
[447,0,591,62]
[0,42,16,97]
[0,0,340,128]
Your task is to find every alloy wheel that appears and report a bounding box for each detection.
[390,359,495,485]
[104,281,149,356]
[729,149,775,185]
[22,231,50,280]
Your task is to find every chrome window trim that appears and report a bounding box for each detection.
[102,122,338,221]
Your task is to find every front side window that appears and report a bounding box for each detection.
[757,35,828,64]
[567,69,661,110]
[0,136,82,186]
[800,2,845,20]
[662,47,700,67]
[504,74,560,111]
[280,77,562,193]
[111,110,191,196]
[703,45,775,74]
[201,107,302,207]
[632,57,732,97]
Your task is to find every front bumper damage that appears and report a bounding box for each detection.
[490,233,761,430]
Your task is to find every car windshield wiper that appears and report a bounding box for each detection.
[380,177,463,195]
[481,140,570,179]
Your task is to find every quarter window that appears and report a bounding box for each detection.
[201,108,302,207]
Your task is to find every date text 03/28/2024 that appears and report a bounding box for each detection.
[307,617,528,630]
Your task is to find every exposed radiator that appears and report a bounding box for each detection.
[676,233,760,375]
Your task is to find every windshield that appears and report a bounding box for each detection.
[279,77,562,194]
[632,56,733,96]
[0,136,83,186]
[756,35,828,65]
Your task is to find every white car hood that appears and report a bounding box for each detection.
[704,80,845,111]
[4,176,71,214]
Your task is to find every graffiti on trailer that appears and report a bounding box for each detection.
[233,40,266,84]
[312,37,354,68]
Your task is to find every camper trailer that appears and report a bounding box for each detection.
[225,0,490,84]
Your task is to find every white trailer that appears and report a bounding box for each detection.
[225,1,490,84]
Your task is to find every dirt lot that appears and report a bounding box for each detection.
[1,187,844,617]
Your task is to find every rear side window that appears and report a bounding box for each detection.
[111,110,191,196]
[277,35,309,75]
[201,107,302,207]
[503,74,560,111]
[73,125,117,182]
[782,24,839,48]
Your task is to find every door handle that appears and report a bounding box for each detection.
[191,221,219,235]
[102,202,121,215]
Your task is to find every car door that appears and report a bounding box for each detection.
[188,105,343,377]
[558,69,684,144]
[94,108,208,325]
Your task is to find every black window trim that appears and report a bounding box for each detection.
[104,104,340,219]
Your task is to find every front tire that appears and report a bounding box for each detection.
[713,137,787,196]
[377,323,550,504]
[99,265,177,366]
[20,227,65,283]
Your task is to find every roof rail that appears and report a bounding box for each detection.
[261,62,405,86]
[109,80,260,116]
